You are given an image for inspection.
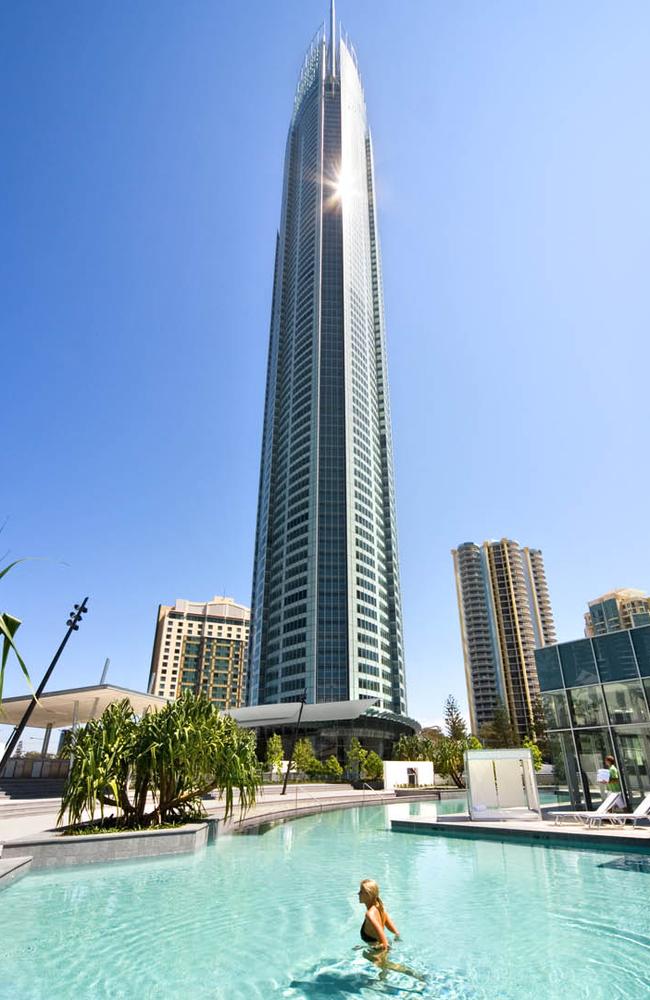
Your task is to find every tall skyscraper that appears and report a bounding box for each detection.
[584,589,650,637]
[452,539,556,737]
[148,597,249,710]
[248,5,406,714]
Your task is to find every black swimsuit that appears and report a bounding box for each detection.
[360,920,379,944]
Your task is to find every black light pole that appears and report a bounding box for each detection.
[0,598,89,773]
[281,690,307,796]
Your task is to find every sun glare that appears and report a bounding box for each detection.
[334,168,354,201]
[326,165,357,209]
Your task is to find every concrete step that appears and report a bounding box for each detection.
[0,779,65,800]
[0,799,62,819]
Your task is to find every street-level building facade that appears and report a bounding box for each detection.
[249,8,406,714]
[452,539,556,738]
[228,698,418,769]
[148,597,249,710]
[536,625,650,809]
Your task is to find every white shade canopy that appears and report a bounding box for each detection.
[225,698,379,729]
[0,685,169,729]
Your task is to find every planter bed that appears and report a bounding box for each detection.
[1,820,212,870]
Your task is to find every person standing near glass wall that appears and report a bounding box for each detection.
[604,754,624,808]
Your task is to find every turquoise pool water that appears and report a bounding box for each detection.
[1,800,648,999]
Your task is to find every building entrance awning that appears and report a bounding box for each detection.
[0,684,169,729]
[225,698,380,729]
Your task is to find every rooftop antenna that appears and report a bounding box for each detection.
[330,0,336,78]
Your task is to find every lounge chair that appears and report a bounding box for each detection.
[587,791,650,829]
[549,791,621,826]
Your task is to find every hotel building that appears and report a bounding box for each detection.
[452,539,556,737]
[148,597,249,710]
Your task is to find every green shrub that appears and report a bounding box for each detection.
[523,737,543,772]
[363,751,384,781]
[322,755,343,779]
[264,733,284,773]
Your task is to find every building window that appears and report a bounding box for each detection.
[559,640,598,688]
[631,626,650,676]
[574,729,614,803]
[594,632,639,684]
[535,646,563,692]
[541,691,570,730]
[602,681,649,725]
[567,684,608,727]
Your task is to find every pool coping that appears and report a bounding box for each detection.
[0,855,32,891]
[220,791,418,834]
[391,814,650,853]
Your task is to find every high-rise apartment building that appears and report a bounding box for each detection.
[584,589,650,637]
[452,539,556,737]
[248,5,406,713]
[148,597,249,710]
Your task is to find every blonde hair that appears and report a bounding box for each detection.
[360,879,385,916]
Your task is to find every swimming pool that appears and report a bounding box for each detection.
[1,801,648,999]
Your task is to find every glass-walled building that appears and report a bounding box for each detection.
[535,625,650,809]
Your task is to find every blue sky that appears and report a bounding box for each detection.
[3,1,650,748]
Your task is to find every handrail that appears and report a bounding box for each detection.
[295,783,325,812]
[361,781,383,804]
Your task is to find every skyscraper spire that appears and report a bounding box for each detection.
[330,0,336,78]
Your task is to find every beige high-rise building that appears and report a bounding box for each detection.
[452,539,556,738]
[584,589,650,637]
[147,597,250,710]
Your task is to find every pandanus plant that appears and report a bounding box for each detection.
[0,560,31,704]
[59,691,260,829]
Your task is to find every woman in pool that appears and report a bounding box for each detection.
[358,878,399,951]
[357,879,425,983]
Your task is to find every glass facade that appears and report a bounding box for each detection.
[535,625,650,808]
[558,639,598,687]
[248,20,406,713]
[535,645,563,694]
[253,708,417,768]
[540,690,569,730]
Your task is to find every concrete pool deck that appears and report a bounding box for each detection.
[391,809,650,852]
